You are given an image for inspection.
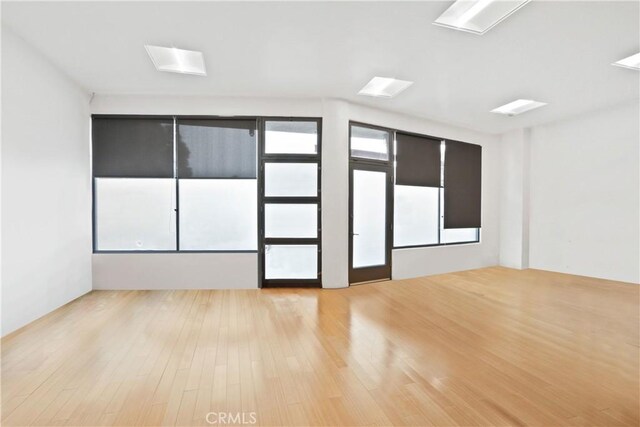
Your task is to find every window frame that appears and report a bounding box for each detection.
[90,114,261,254]
[349,122,481,251]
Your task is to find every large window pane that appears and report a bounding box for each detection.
[93,118,174,178]
[179,180,257,250]
[352,170,387,268]
[265,204,317,238]
[394,185,439,247]
[351,125,389,161]
[265,245,317,279]
[177,119,257,178]
[264,163,317,197]
[265,121,318,154]
[95,178,176,250]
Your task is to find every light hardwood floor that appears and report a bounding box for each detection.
[1,267,638,426]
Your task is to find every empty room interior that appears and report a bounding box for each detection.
[1,1,639,426]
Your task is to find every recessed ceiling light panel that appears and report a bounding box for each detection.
[612,52,640,71]
[491,99,547,116]
[145,45,206,76]
[358,77,414,98]
[434,0,531,35]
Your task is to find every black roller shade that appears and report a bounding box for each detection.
[444,141,482,229]
[395,132,442,187]
[92,117,174,178]
[177,119,257,178]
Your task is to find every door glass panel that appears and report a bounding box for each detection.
[265,204,317,238]
[265,245,318,279]
[351,125,389,161]
[265,121,318,154]
[264,163,317,197]
[352,170,387,268]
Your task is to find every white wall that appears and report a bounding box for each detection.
[528,102,639,284]
[343,103,501,280]
[499,128,531,269]
[93,253,257,289]
[1,27,92,336]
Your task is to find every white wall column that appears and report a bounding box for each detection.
[499,128,531,269]
[320,99,350,288]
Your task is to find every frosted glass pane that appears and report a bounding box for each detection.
[179,180,257,250]
[95,178,176,250]
[353,170,387,268]
[351,125,389,160]
[442,228,478,243]
[264,163,317,197]
[265,121,318,154]
[265,245,317,279]
[394,186,439,247]
[265,204,317,238]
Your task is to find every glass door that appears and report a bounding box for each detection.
[349,123,393,284]
[259,119,322,287]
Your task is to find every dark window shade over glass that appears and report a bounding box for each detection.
[396,132,441,187]
[443,141,482,229]
[92,117,174,178]
[177,119,257,178]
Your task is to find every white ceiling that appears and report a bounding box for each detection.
[2,1,639,134]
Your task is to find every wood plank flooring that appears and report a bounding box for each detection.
[1,267,638,426]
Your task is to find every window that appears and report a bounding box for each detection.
[265,121,318,154]
[93,116,259,252]
[439,189,480,244]
[350,125,389,161]
[177,119,257,178]
[176,119,258,251]
[94,178,176,251]
[343,122,482,250]
[178,180,257,250]
[394,185,439,247]
[92,117,174,178]
[93,117,176,252]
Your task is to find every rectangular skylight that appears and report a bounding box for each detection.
[358,77,414,98]
[145,45,206,76]
[491,99,547,116]
[434,0,531,35]
[612,52,640,71]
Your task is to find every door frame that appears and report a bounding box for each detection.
[258,117,323,288]
[348,122,394,284]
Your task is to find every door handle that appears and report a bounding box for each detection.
[353,233,360,236]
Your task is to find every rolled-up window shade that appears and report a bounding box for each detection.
[92,117,174,178]
[177,119,257,178]
[443,141,482,229]
[395,132,442,187]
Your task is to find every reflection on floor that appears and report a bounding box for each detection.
[2,267,638,426]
